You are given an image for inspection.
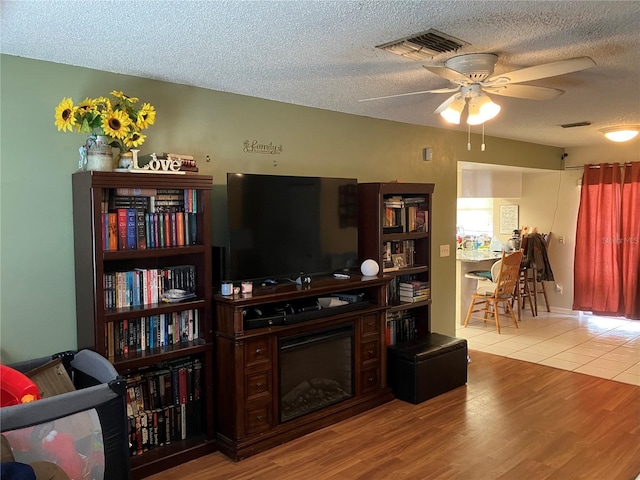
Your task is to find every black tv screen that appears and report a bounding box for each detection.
[226,173,358,282]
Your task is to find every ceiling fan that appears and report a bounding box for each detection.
[360,53,597,125]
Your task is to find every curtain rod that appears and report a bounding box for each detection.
[564,162,634,171]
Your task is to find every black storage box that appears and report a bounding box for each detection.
[387,333,468,404]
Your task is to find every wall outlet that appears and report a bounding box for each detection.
[558,235,565,244]
[555,283,563,294]
[440,244,450,257]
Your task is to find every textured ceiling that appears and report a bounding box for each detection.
[2,0,639,148]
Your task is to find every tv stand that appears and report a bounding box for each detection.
[213,274,393,460]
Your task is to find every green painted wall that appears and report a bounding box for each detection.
[0,55,563,362]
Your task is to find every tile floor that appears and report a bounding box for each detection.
[456,309,640,386]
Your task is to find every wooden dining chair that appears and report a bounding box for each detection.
[464,250,524,333]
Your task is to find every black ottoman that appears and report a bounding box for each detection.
[387,333,468,404]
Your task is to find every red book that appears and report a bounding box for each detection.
[117,209,128,250]
[176,212,185,246]
[164,214,171,247]
[178,365,188,405]
[186,189,193,213]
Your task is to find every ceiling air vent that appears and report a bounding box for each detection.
[377,29,470,61]
[560,121,591,128]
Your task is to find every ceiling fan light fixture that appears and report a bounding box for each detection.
[600,126,640,142]
[467,94,500,125]
[440,95,465,124]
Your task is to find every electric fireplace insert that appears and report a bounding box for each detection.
[278,324,354,422]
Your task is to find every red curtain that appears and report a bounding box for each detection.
[621,162,640,319]
[573,162,640,319]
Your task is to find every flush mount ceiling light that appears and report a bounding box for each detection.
[600,126,640,142]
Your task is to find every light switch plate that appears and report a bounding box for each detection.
[440,244,450,257]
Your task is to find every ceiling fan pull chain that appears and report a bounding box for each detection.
[467,123,472,151]
[482,123,486,151]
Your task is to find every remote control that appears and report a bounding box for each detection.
[333,273,351,279]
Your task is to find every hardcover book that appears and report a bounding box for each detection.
[108,213,118,250]
[136,209,146,250]
[126,209,137,250]
[117,209,128,250]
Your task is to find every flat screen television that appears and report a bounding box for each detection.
[226,173,358,282]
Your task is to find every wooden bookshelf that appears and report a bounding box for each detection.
[358,182,435,344]
[72,171,216,478]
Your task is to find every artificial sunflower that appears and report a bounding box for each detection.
[54,97,77,132]
[124,131,146,148]
[94,96,112,113]
[111,90,139,104]
[136,103,156,130]
[102,109,132,139]
[76,97,95,114]
[54,91,156,153]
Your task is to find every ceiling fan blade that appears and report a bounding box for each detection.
[358,89,436,102]
[423,65,469,83]
[487,56,596,84]
[429,86,462,94]
[484,84,564,100]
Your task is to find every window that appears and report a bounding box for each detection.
[457,198,493,237]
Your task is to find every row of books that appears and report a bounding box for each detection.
[127,358,202,414]
[386,310,417,345]
[105,310,200,357]
[101,210,198,251]
[103,265,196,309]
[127,404,202,456]
[388,275,425,304]
[103,188,199,214]
[166,153,198,173]
[126,358,203,455]
[382,195,427,234]
[398,280,431,304]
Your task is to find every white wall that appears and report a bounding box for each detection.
[459,170,522,198]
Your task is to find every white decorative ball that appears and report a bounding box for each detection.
[360,259,380,277]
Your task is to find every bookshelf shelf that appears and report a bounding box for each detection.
[388,299,433,313]
[111,340,211,371]
[381,231,429,242]
[129,435,213,472]
[72,171,216,479]
[381,265,429,276]
[358,182,435,345]
[103,245,206,261]
[104,298,207,320]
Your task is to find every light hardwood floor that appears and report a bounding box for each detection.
[147,350,640,480]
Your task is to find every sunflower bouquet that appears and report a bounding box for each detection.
[54,91,156,152]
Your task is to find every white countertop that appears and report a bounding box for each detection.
[456,249,503,263]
